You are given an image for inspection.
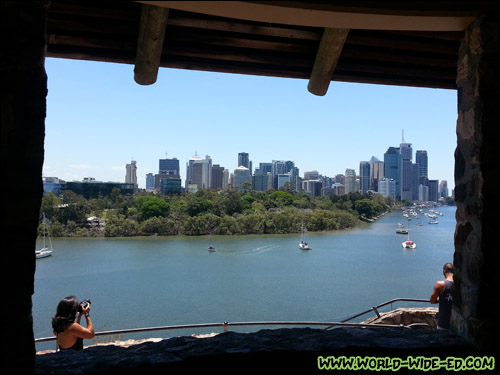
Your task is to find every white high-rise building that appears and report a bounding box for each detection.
[378,178,396,199]
[233,166,252,191]
[345,168,357,193]
[125,160,137,184]
[189,154,212,190]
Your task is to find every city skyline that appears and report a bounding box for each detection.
[42,58,457,191]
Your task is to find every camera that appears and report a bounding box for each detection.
[77,298,91,312]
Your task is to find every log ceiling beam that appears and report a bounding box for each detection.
[138,1,476,31]
[134,3,169,85]
[308,28,349,96]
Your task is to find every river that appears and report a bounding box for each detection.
[33,205,455,351]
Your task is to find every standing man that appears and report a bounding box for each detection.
[430,263,455,329]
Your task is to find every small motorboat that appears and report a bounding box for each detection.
[299,241,311,250]
[208,246,216,252]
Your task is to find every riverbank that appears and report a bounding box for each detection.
[40,189,394,238]
[43,209,393,238]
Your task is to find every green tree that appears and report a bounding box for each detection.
[140,216,170,234]
[187,197,214,216]
[269,191,295,207]
[354,199,384,218]
[40,192,60,222]
[104,216,139,237]
[58,191,89,224]
[136,196,170,221]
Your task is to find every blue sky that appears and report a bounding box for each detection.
[43,58,457,191]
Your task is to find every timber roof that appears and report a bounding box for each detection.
[45,1,497,93]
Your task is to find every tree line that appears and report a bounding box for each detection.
[39,188,395,237]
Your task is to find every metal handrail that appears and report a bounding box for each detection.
[35,297,432,344]
[339,298,430,323]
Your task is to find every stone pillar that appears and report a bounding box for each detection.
[454,14,498,349]
[1,2,48,372]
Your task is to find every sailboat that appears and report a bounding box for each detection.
[299,221,311,250]
[402,231,416,249]
[36,214,53,259]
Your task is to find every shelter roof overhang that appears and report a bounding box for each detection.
[45,1,495,94]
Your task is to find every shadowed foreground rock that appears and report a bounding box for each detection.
[34,327,487,374]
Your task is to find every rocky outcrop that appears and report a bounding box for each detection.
[362,307,438,329]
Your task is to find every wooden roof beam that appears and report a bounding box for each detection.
[134,3,169,85]
[140,1,476,31]
[308,28,349,96]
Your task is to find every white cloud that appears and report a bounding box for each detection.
[69,164,93,170]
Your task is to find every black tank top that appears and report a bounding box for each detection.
[438,279,454,329]
[58,337,83,351]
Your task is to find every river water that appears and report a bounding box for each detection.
[34,205,455,351]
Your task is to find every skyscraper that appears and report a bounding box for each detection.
[359,161,370,194]
[345,168,357,193]
[159,158,180,175]
[439,180,449,198]
[125,160,138,193]
[145,173,155,191]
[125,160,137,184]
[189,155,212,190]
[416,150,428,178]
[271,160,295,189]
[258,162,272,174]
[378,178,396,199]
[399,141,413,201]
[211,164,225,190]
[155,156,181,194]
[185,152,202,188]
[238,152,251,172]
[233,166,251,191]
[384,147,400,199]
[370,156,384,192]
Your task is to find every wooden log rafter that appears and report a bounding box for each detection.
[134,3,169,85]
[308,27,349,96]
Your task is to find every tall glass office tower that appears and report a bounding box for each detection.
[399,142,413,201]
[159,158,180,175]
[359,161,371,194]
[384,147,400,199]
[416,150,428,178]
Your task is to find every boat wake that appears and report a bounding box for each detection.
[237,244,280,255]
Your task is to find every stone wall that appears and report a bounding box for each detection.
[34,326,476,374]
[454,14,499,349]
[1,2,48,373]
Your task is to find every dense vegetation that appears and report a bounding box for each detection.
[39,188,395,237]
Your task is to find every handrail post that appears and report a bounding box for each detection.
[372,307,381,319]
[223,321,229,333]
